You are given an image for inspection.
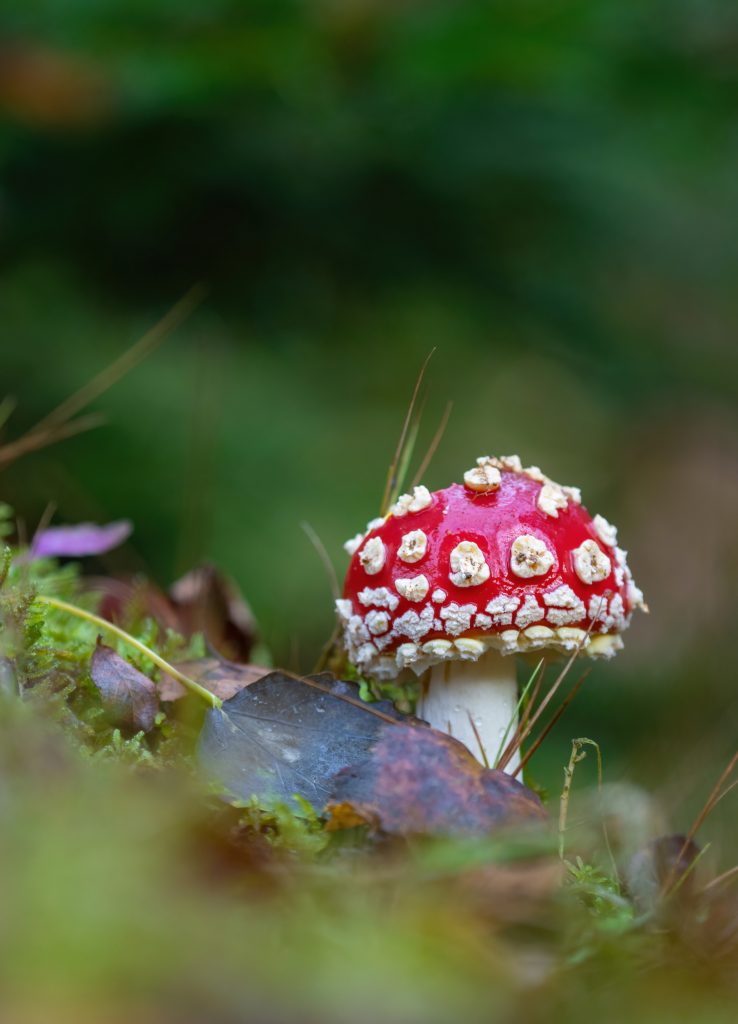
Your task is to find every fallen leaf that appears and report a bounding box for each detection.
[87,575,182,632]
[198,672,406,809]
[32,519,132,559]
[170,564,258,662]
[90,640,159,732]
[159,658,270,702]
[85,563,259,663]
[625,834,701,914]
[325,725,546,837]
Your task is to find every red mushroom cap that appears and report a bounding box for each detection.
[337,456,646,680]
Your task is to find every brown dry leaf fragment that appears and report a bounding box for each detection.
[86,575,183,633]
[170,564,257,662]
[325,725,546,837]
[159,658,270,702]
[90,640,159,732]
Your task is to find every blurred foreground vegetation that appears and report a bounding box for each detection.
[0,550,736,1024]
[1,2,738,1019]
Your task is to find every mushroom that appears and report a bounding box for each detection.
[337,457,646,772]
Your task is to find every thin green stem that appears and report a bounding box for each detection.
[37,594,222,710]
[492,659,543,769]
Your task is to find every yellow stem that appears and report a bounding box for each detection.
[37,594,222,710]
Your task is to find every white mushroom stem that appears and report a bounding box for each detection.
[417,651,520,773]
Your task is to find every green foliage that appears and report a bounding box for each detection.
[565,856,633,928]
[0,548,204,760]
[235,795,330,858]
[0,545,735,1023]
[0,505,14,540]
[1,5,738,1014]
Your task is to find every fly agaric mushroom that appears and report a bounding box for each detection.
[336,457,646,771]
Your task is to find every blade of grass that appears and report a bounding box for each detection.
[36,594,222,709]
[514,671,589,777]
[0,396,16,433]
[497,660,546,768]
[667,842,711,899]
[312,621,340,674]
[28,284,207,437]
[703,863,738,893]
[380,348,435,515]
[391,397,425,507]
[497,613,601,771]
[300,521,339,601]
[30,501,57,549]
[467,712,489,768]
[663,750,738,896]
[492,659,544,769]
[0,413,105,468]
[496,648,578,771]
[411,400,452,488]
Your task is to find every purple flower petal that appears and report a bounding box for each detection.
[31,519,133,559]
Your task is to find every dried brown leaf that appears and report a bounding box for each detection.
[159,658,270,702]
[90,640,159,732]
[170,564,257,662]
[325,725,546,837]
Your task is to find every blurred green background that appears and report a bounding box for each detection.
[2,0,738,801]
